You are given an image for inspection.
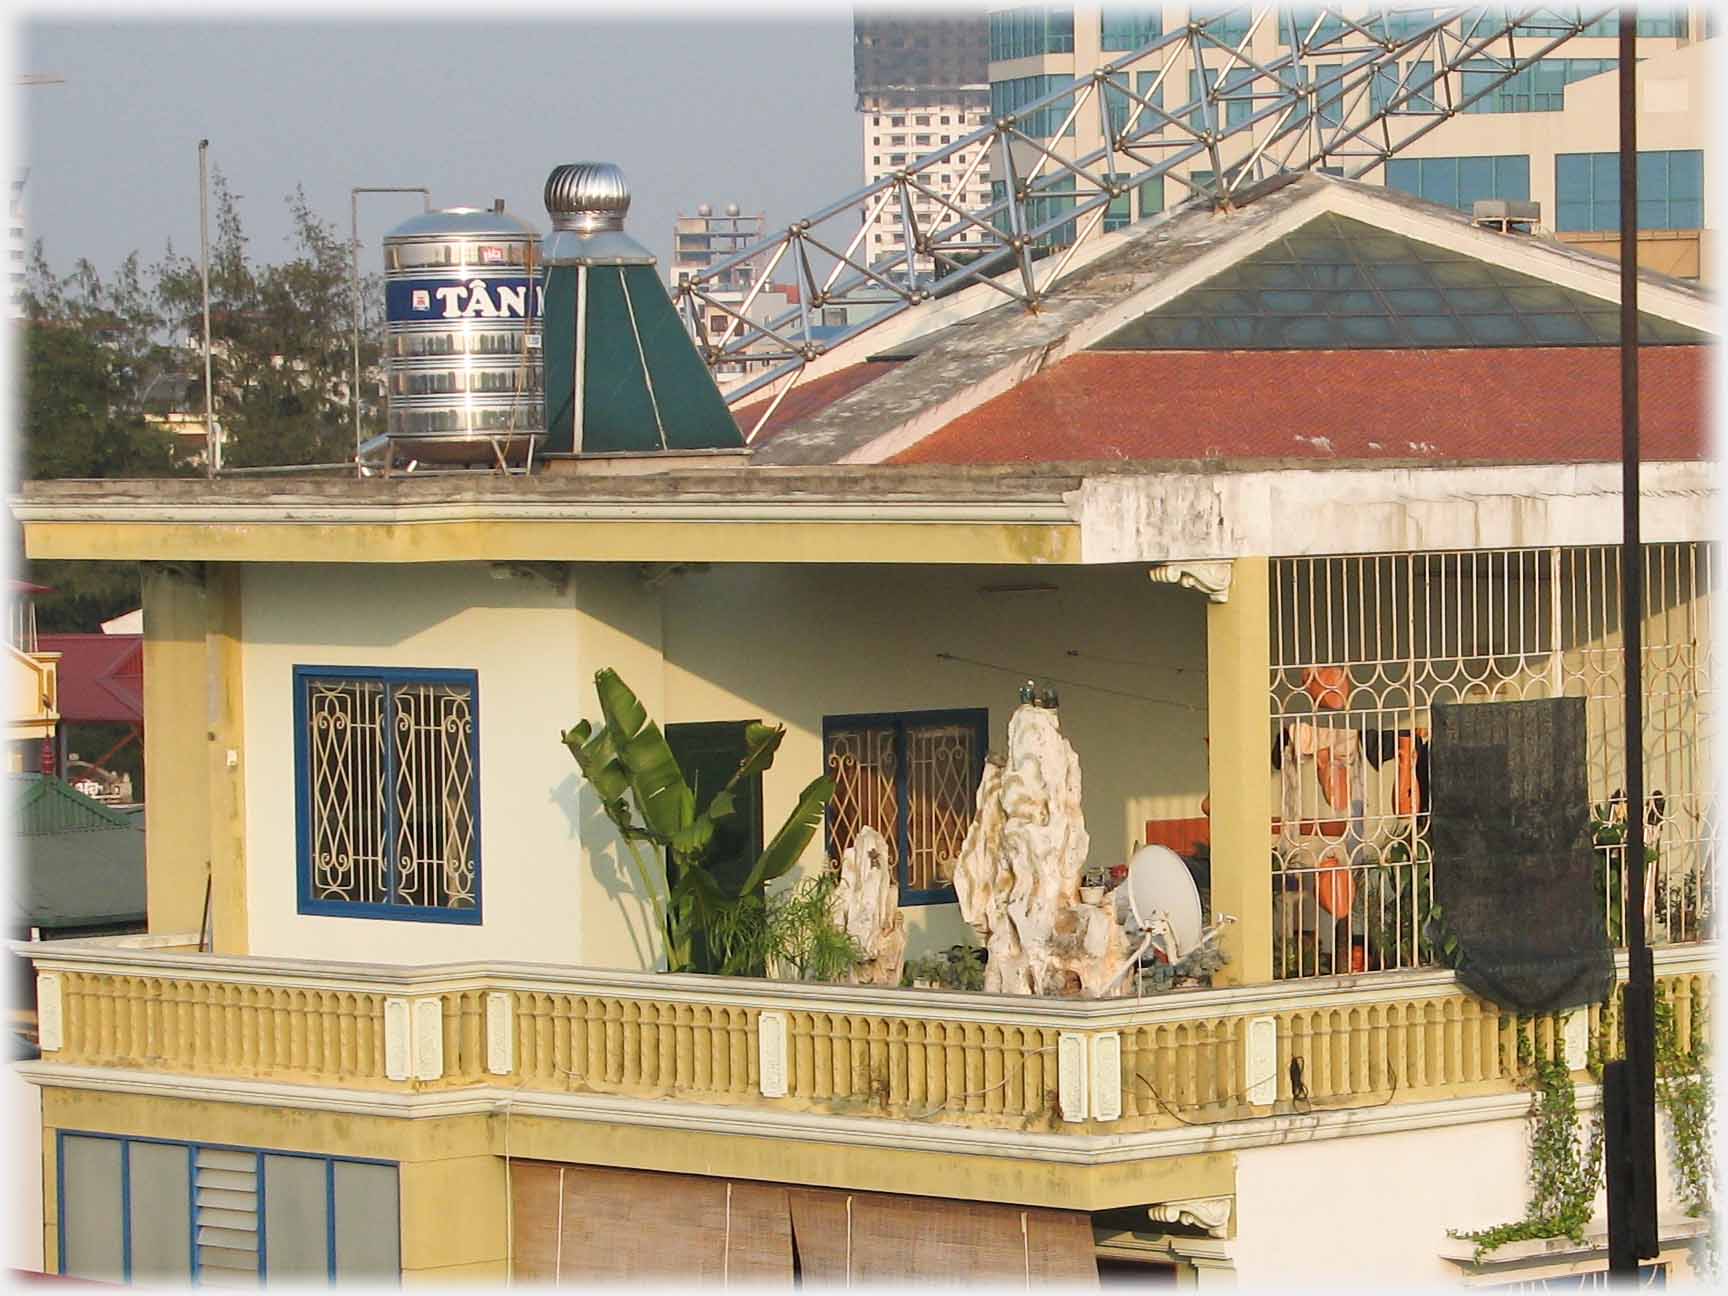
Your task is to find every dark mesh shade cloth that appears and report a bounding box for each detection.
[1429,698,1613,1014]
[789,1187,1098,1284]
[510,1161,792,1284]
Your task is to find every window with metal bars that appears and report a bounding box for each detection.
[294,665,481,922]
[1269,545,1714,981]
[823,709,987,903]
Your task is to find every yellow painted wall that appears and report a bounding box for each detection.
[239,561,659,968]
[234,560,1209,970]
[141,567,212,937]
[655,563,1209,953]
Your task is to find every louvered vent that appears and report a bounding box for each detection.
[194,1147,260,1286]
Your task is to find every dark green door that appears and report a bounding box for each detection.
[665,720,765,973]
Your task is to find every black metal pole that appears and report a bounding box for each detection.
[1605,6,1659,1278]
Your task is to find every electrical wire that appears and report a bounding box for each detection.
[905,1045,1060,1119]
[1133,1054,1400,1127]
[935,652,1207,712]
[1064,648,1207,677]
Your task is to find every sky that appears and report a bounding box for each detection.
[12,1,884,285]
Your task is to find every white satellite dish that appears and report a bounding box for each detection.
[1125,845,1203,960]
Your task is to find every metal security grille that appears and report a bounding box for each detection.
[905,721,982,893]
[300,670,478,916]
[826,722,900,865]
[825,711,985,896]
[1270,545,1713,980]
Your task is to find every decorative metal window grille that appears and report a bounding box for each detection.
[295,667,480,921]
[1270,545,1713,980]
[824,710,986,901]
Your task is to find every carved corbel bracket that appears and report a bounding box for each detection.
[1148,560,1233,603]
[1147,1195,1233,1237]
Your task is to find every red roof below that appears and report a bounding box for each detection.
[732,361,900,445]
[891,346,1712,466]
[37,634,144,725]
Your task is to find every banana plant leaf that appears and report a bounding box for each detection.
[741,775,835,895]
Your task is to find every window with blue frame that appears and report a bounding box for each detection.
[1201,7,1253,45]
[1104,69,1166,136]
[1189,66,1255,131]
[1281,6,1347,47]
[1555,150,1704,232]
[294,665,481,923]
[1581,10,1687,38]
[991,75,1077,138]
[1138,172,1166,220]
[1371,60,1440,114]
[1100,5,1161,50]
[1104,175,1133,231]
[1384,154,1531,212]
[1384,7,1435,41]
[57,1132,400,1284]
[989,6,1076,60]
[1311,61,1346,128]
[1462,58,1614,113]
[823,709,987,904]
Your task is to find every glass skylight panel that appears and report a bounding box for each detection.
[1090,213,1708,351]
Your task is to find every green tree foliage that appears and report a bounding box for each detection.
[18,171,383,630]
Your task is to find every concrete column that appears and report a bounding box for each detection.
[204,565,248,955]
[141,566,211,936]
[1205,557,1273,987]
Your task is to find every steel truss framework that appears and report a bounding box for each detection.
[679,4,1618,435]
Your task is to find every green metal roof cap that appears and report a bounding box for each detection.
[538,162,743,455]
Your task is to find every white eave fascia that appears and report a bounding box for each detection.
[12,1062,1586,1165]
[1073,460,1719,564]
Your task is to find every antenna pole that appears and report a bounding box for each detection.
[199,139,217,477]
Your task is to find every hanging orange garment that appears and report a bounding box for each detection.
[1397,736,1417,815]
[1316,851,1356,917]
[1302,666,1350,710]
[1315,748,1350,810]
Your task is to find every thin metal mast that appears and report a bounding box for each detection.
[1605,5,1659,1274]
[199,140,216,478]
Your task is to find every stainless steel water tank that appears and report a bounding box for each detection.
[382,206,543,462]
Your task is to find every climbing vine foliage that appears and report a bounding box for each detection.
[1451,1039,1604,1261]
[1451,991,1716,1270]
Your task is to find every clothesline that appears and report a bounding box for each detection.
[934,652,1207,712]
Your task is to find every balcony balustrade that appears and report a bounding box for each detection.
[22,938,1711,1136]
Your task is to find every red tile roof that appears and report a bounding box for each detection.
[37,634,143,725]
[732,361,900,445]
[891,347,1711,466]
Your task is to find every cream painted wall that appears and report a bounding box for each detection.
[240,562,663,968]
[7,1061,43,1272]
[1232,1101,1694,1288]
[238,560,1209,969]
[655,562,1209,960]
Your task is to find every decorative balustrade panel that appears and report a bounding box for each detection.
[48,971,392,1085]
[29,951,1713,1134]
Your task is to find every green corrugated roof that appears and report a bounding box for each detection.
[13,773,135,835]
[11,775,146,931]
